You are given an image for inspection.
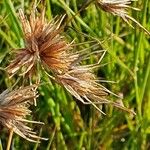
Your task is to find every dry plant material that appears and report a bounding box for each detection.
[96,0,150,35]
[6,8,78,79]
[56,55,135,115]
[96,0,138,21]
[0,85,47,142]
[6,5,135,115]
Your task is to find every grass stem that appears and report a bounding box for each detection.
[6,129,13,150]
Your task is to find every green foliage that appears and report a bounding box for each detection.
[0,0,150,149]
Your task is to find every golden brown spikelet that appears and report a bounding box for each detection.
[6,8,78,79]
[0,85,47,142]
[96,0,138,20]
[96,0,150,35]
[56,64,135,115]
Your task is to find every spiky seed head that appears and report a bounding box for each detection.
[6,4,136,115]
[0,85,47,142]
[96,0,150,35]
[56,65,135,115]
[6,8,78,79]
[96,0,139,22]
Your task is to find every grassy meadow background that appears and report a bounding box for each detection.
[0,0,150,149]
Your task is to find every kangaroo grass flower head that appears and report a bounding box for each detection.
[6,7,78,79]
[0,85,47,142]
[96,0,138,21]
[56,52,135,115]
[96,0,150,35]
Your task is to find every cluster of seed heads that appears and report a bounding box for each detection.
[1,0,149,144]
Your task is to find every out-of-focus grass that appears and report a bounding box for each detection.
[0,0,150,149]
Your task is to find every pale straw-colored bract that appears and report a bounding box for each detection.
[0,85,47,142]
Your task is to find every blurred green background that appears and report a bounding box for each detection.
[0,0,150,149]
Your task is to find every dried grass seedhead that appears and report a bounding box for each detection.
[56,64,135,115]
[6,3,136,116]
[0,85,47,142]
[96,0,138,21]
[96,0,150,35]
[6,7,78,79]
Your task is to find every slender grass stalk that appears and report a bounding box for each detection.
[46,126,56,150]
[0,139,3,150]
[46,0,52,20]
[0,30,18,48]
[4,0,22,40]
[140,53,150,103]
[59,0,96,36]
[6,129,13,150]
[134,0,148,119]
[78,132,86,149]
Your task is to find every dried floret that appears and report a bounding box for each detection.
[6,8,78,79]
[56,57,135,115]
[96,0,150,35]
[0,85,47,142]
